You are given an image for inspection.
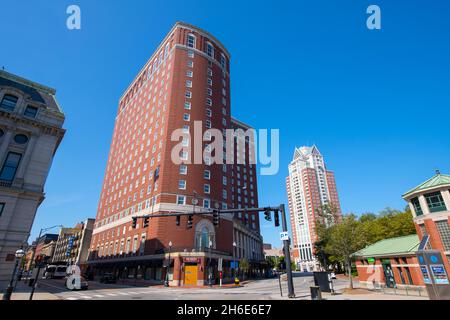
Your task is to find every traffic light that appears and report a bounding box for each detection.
[213,211,220,226]
[264,208,272,221]
[143,217,150,228]
[132,217,138,229]
[176,215,181,226]
[274,210,280,227]
[187,215,193,229]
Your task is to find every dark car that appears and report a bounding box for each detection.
[100,273,117,284]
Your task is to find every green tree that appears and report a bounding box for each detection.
[240,258,250,280]
[325,214,367,289]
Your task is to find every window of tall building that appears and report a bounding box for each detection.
[206,42,214,57]
[207,68,213,77]
[188,50,194,58]
[187,34,196,48]
[183,113,190,121]
[220,54,227,70]
[187,60,194,68]
[207,78,212,86]
[186,70,193,77]
[204,170,210,180]
[204,184,210,194]
[0,94,18,111]
[178,180,186,190]
[436,220,450,251]
[179,165,187,175]
[203,199,210,209]
[184,101,191,110]
[425,192,447,213]
[24,105,38,118]
[177,195,186,205]
[411,197,423,216]
[0,152,22,182]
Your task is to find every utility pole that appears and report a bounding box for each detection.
[280,204,295,298]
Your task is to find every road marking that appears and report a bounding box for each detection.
[93,294,105,298]
[127,291,138,294]
[66,297,79,300]
[80,295,92,299]
[107,293,118,296]
[118,292,130,296]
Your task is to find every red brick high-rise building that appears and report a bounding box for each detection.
[87,22,263,286]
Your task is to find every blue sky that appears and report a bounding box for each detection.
[1,0,449,247]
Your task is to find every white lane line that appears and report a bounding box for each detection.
[66,297,79,300]
[117,292,130,296]
[79,295,92,299]
[93,294,105,298]
[106,293,118,296]
[127,291,138,295]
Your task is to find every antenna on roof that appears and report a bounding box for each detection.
[435,169,441,175]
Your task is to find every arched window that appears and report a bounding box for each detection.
[206,42,214,58]
[0,94,18,111]
[187,34,196,48]
[195,219,216,250]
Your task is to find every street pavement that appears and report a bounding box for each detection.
[24,275,347,300]
[1,275,428,300]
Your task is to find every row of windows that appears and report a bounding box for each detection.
[411,191,448,215]
[186,34,227,70]
[0,94,39,118]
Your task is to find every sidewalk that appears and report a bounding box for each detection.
[322,288,429,300]
[0,280,60,300]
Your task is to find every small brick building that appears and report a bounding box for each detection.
[353,235,425,288]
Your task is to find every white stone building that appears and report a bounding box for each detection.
[0,70,65,290]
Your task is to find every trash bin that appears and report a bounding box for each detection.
[310,286,322,300]
[313,272,331,293]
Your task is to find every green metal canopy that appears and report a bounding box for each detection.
[352,234,420,258]
[402,173,450,199]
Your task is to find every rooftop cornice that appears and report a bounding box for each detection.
[0,70,56,95]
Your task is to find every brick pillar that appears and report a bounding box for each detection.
[173,256,181,286]
[198,258,205,286]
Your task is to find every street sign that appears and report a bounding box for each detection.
[280,231,289,241]
[218,258,223,272]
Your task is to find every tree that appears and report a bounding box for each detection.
[240,258,250,280]
[325,214,367,289]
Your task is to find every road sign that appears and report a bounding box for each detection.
[218,258,223,271]
[280,231,289,241]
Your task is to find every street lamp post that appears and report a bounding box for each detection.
[233,241,237,280]
[2,248,25,300]
[164,241,172,287]
[208,240,213,287]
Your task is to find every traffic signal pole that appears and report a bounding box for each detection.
[131,204,295,298]
[280,204,295,298]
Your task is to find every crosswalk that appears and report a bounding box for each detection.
[61,289,164,300]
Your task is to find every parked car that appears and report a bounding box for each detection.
[99,273,117,284]
[65,276,89,291]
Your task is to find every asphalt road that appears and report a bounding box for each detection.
[37,275,349,300]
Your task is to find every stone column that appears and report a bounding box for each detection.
[0,130,13,165]
[441,190,450,212]
[418,195,431,215]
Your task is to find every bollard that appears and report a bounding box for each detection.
[310,286,322,300]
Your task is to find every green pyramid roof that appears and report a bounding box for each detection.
[352,234,420,258]
[402,173,450,198]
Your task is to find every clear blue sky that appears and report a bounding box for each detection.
[1,0,449,247]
